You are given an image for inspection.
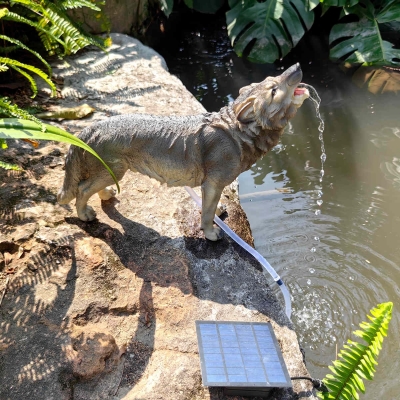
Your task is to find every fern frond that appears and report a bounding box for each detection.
[0,57,56,96]
[318,302,393,400]
[57,0,101,11]
[0,7,8,18]
[3,11,68,52]
[10,65,38,97]
[0,97,43,127]
[0,34,52,75]
[0,159,22,170]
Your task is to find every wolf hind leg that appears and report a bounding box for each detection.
[76,168,125,221]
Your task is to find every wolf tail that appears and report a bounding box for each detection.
[57,147,82,204]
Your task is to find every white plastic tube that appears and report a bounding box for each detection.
[185,186,292,319]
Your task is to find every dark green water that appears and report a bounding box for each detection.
[155,12,400,399]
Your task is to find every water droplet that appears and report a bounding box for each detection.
[309,268,315,273]
[349,276,355,281]
[321,153,326,162]
[307,279,311,285]
[320,169,325,177]
[317,199,323,206]
[317,190,323,198]
[310,247,316,253]
[314,236,320,241]
[315,209,321,215]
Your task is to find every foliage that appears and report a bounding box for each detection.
[0,118,120,191]
[0,0,108,112]
[157,0,400,67]
[226,0,314,63]
[0,0,110,171]
[318,302,393,400]
[329,0,400,66]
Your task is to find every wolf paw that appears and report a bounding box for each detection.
[78,206,97,222]
[98,186,117,200]
[204,226,223,241]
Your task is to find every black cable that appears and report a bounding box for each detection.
[290,376,329,392]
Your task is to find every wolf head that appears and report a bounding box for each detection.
[233,63,309,130]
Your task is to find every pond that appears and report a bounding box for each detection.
[154,11,400,399]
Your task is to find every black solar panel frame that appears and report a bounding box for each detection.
[195,321,292,388]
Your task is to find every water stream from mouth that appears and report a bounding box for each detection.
[300,83,327,208]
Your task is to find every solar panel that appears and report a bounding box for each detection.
[196,321,292,396]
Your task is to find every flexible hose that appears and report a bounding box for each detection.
[184,186,292,319]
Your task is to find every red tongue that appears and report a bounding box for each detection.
[294,87,306,96]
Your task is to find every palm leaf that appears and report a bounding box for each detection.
[226,0,314,63]
[330,1,400,66]
[318,302,393,400]
[0,118,120,192]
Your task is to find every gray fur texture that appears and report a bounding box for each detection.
[58,63,309,240]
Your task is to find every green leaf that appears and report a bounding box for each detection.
[320,0,359,7]
[226,0,314,63]
[159,0,174,17]
[0,118,120,192]
[330,18,400,66]
[0,34,52,75]
[330,3,400,66]
[0,57,56,96]
[317,302,393,400]
[377,0,400,23]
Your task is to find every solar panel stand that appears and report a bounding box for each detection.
[195,321,292,398]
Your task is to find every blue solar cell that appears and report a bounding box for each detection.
[206,367,225,375]
[196,321,291,389]
[208,374,227,382]
[224,354,243,367]
[228,374,248,382]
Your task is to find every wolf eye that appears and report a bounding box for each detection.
[271,87,277,96]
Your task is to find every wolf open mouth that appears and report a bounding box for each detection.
[292,85,310,106]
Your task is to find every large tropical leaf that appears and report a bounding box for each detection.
[226,0,314,63]
[330,0,400,66]
[0,118,120,191]
[318,302,393,400]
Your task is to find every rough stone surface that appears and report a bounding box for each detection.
[0,34,316,399]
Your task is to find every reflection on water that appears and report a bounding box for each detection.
[155,13,400,399]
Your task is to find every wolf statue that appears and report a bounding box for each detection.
[58,63,309,241]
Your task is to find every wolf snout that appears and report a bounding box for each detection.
[283,63,302,87]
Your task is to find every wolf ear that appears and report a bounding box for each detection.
[233,96,256,123]
[238,82,258,95]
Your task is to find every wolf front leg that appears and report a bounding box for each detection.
[201,182,224,241]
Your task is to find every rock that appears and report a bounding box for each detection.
[69,326,119,380]
[13,222,38,242]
